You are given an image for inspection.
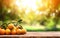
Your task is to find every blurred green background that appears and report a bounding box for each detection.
[0,0,60,31]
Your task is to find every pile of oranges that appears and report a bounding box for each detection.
[0,23,26,35]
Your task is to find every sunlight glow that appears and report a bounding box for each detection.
[15,0,21,6]
[15,0,44,10]
[14,0,51,14]
[15,0,37,11]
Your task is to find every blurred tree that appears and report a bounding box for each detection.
[0,0,21,22]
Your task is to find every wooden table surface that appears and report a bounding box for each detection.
[0,32,60,38]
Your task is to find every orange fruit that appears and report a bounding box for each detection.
[5,29,11,35]
[0,29,5,35]
[0,28,2,35]
[14,27,17,30]
[16,29,22,35]
[11,29,16,35]
[8,24,14,30]
[21,29,26,34]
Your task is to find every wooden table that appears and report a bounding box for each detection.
[0,32,60,38]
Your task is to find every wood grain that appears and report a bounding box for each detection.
[0,32,60,38]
